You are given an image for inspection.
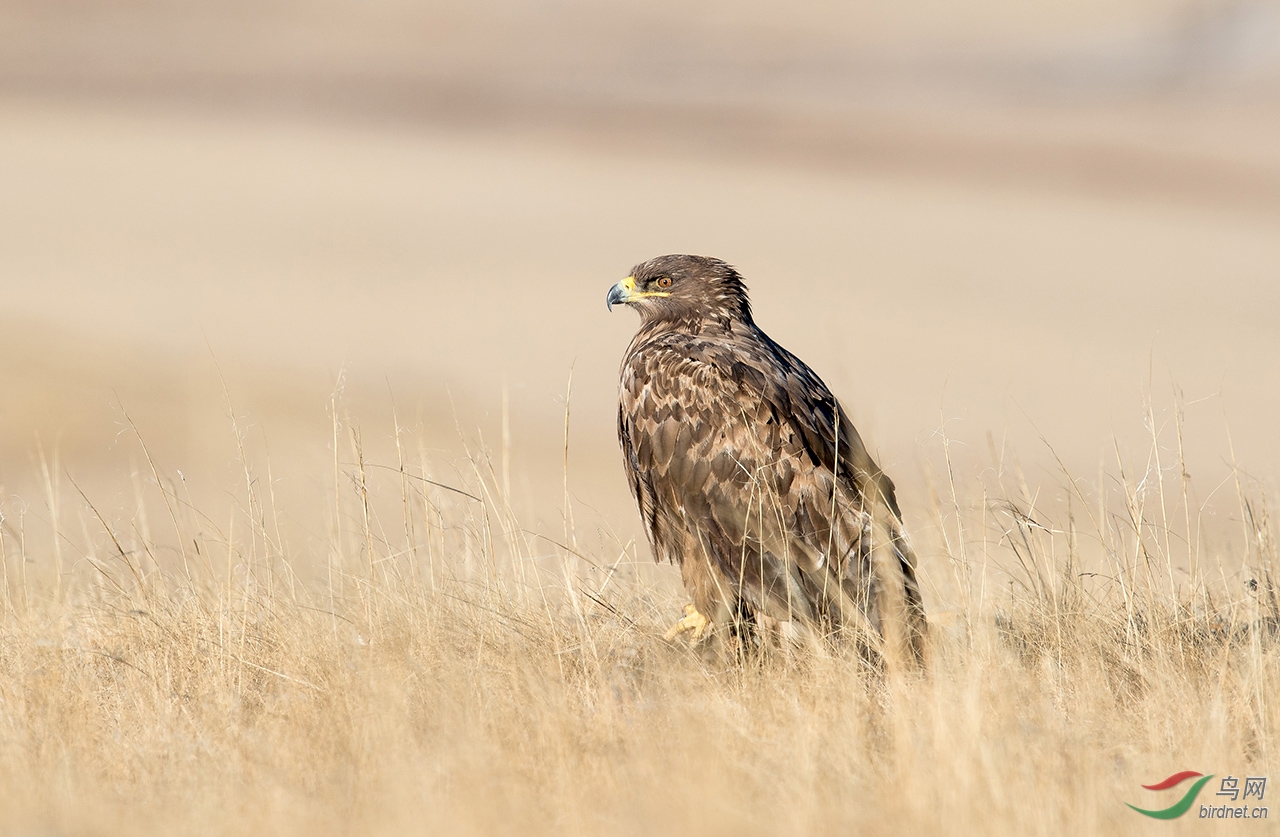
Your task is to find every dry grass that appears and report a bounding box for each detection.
[0,394,1276,837]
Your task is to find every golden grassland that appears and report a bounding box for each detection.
[0,392,1276,837]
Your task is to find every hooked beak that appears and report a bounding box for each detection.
[606,276,635,312]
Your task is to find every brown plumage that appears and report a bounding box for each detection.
[607,255,926,662]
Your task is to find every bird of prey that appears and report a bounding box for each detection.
[607,255,926,662]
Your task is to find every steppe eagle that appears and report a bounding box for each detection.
[608,255,926,662]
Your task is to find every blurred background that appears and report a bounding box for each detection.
[1,0,1278,575]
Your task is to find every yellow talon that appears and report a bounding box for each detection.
[664,604,709,643]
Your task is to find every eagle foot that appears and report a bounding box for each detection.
[663,604,710,644]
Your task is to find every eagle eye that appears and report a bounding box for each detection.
[656,276,673,289]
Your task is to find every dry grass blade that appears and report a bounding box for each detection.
[0,393,1275,837]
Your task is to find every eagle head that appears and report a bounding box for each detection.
[607,254,752,326]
